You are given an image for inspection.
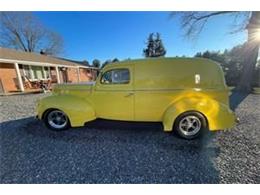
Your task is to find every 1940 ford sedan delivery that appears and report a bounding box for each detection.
[36,58,236,139]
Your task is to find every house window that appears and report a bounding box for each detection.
[23,65,32,79]
[23,65,51,80]
[32,66,44,79]
[43,67,51,79]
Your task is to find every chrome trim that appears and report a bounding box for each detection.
[47,110,68,129]
[179,115,201,136]
[94,88,225,92]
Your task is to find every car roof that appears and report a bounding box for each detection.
[105,57,218,68]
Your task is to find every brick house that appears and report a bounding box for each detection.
[0,47,99,94]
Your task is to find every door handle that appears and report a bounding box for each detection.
[125,92,134,97]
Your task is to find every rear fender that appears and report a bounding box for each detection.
[162,96,235,131]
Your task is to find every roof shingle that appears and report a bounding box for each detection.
[0,47,85,67]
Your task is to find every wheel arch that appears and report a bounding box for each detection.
[162,97,216,132]
[38,95,96,127]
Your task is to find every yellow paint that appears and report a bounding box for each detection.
[37,57,236,131]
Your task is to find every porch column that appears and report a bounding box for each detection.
[55,66,61,83]
[14,62,24,92]
[77,67,81,83]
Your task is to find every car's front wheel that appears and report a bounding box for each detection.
[44,109,70,131]
[173,111,207,139]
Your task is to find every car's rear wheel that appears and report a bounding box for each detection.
[173,111,207,139]
[44,109,70,131]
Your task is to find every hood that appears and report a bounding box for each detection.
[52,82,95,94]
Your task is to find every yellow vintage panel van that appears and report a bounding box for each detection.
[36,58,236,139]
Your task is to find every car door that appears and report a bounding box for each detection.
[93,66,134,120]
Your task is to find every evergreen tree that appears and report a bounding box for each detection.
[143,33,154,57]
[112,58,119,62]
[154,33,166,57]
[193,43,260,87]
[143,33,166,57]
[92,59,101,68]
[82,60,90,66]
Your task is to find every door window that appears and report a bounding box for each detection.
[101,69,130,84]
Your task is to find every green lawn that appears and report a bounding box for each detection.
[253,87,260,94]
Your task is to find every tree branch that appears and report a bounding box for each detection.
[191,11,236,21]
[172,11,243,38]
[0,12,64,55]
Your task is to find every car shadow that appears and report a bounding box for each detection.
[229,89,249,111]
[0,117,220,183]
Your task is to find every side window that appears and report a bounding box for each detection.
[101,69,130,84]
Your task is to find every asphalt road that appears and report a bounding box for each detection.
[0,93,259,183]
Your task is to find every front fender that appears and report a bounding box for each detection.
[162,97,235,132]
[37,95,96,127]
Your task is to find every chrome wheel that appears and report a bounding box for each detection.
[47,110,68,129]
[179,115,201,136]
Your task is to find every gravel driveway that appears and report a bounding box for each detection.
[0,93,259,183]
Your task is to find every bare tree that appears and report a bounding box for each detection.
[0,12,64,56]
[172,11,260,92]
